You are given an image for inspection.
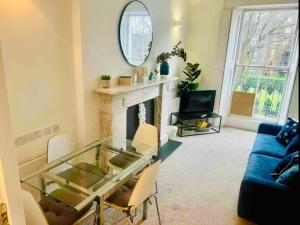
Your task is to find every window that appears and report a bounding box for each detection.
[232,8,298,120]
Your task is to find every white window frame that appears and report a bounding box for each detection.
[220,4,299,128]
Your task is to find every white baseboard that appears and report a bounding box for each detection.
[223,115,261,132]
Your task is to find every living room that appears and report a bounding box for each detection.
[0,0,298,225]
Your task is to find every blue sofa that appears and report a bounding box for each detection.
[238,123,299,225]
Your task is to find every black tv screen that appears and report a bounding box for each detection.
[179,90,216,114]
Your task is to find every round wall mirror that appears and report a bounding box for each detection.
[119,1,153,67]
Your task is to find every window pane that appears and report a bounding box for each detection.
[234,66,260,93]
[238,9,298,67]
[238,11,271,66]
[264,10,299,67]
[253,69,287,119]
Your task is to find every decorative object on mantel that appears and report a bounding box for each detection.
[177,63,201,96]
[148,72,153,81]
[156,41,187,76]
[100,74,111,88]
[119,76,132,86]
[133,66,149,83]
[138,103,146,124]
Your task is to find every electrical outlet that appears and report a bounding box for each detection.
[15,125,60,146]
[36,129,43,138]
[15,135,28,147]
[52,124,60,133]
[27,130,43,141]
[44,127,52,136]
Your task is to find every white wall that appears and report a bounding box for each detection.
[0,44,26,225]
[74,0,187,144]
[0,0,77,168]
[185,0,225,112]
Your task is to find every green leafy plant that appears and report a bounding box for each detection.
[101,74,111,80]
[177,63,201,95]
[156,41,187,64]
[171,41,187,62]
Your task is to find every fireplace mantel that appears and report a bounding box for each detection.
[94,77,177,96]
[94,77,178,147]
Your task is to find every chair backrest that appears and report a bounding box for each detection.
[48,133,73,163]
[132,123,158,155]
[22,190,48,225]
[128,160,161,208]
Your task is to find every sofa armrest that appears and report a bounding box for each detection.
[238,176,297,224]
[240,176,290,193]
[257,123,282,136]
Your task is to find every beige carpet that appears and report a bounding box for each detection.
[103,127,257,225]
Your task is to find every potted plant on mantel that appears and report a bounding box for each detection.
[156,41,187,76]
[100,74,111,88]
[177,63,201,96]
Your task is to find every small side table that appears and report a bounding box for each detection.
[170,112,222,137]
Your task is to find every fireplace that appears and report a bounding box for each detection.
[127,99,155,140]
[94,77,177,147]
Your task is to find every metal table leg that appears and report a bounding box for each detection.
[95,196,105,225]
[142,199,148,220]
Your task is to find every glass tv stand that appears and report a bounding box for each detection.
[170,112,222,137]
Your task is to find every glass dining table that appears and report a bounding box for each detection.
[20,136,157,225]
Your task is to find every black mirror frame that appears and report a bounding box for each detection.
[118,0,153,67]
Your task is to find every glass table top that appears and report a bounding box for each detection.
[21,136,157,211]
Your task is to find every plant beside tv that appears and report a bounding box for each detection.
[177,63,201,96]
[156,41,187,75]
[100,74,111,88]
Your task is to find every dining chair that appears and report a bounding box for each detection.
[22,189,96,225]
[48,133,73,163]
[46,133,74,193]
[105,160,161,225]
[108,123,158,173]
[132,123,158,154]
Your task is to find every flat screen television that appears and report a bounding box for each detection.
[179,90,216,114]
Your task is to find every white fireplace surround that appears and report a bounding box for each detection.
[94,77,178,146]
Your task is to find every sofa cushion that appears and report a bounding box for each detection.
[276,117,299,146]
[272,151,299,176]
[40,196,89,225]
[106,186,132,208]
[252,134,286,158]
[285,134,299,155]
[245,153,281,181]
[276,164,300,186]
